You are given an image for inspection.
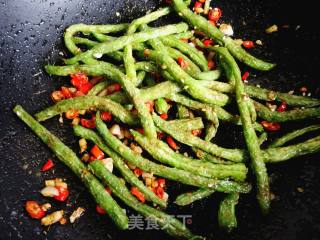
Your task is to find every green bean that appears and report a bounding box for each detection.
[124,8,171,81]
[269,124,320,148]
[174,188,215,206]
[177,104,193,119]
[264,135,320,163]
[35,96,139,125]
[168,117,204,131]
[122,62,157,140]
[258,132,268,146]
[73,126,167,207]
[167,93,219,127]
[161,35,208,71]
[246,86,320,108]
[13,105,128,229]
[194,149,235,165]
[131,130,248,181]
[155,98,170,114]
[72,36,124,61]
[153,114,246,162]
[92,32,116,42]
[213,46,270,214]
[64,23,188,65]
[253,100,320,122]
[140,24,201,78]
[95,112,251,193]
[88,161,196,239]
[64,23,128,55]
[171,0,275,71]
[218,193,239,231]
[135,71,147,86]
[166,46,202,77]
[194,70,222,81]
[146,49,231,106]
[88,80,110,96]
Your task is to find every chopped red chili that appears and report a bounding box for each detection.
[261,121,281,131]
[41,159,54,172]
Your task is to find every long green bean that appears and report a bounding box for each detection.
[64,23,188,65]
[73,126,167,207]
[212,46,270,214]
[89,160,196,239]
[253,100,320,122]
[95,112,251,193]
[269,124,320,148]
[13,105,128,229]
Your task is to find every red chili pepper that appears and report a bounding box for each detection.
[41,159,54,172]
[208,60,215,70]
[261,121,281,131]
[242,41,254,49]
[299,86,308,93]
[65,109,79,119]
[133,168,143,177]
[277,102,287,112]
[54,186,69,202]
[131,187,145,203]
[203,39,213,46]
[145,100,154,112]
[80,116,96,129]
[61,86,73,99]
[242,71,250,81]
[208,7,222,22]
[191,129,202,136]
[105,187,112,195]
[25,201,46,219]
[160,113,168,120]
[51,91,65,102]
[157,131,166,139]
[96,205,107,215]
[177,57,189,68]
[136,128,145,134]
[157,178,166,188]
[70,73,93,94]
[209,20,216,26]
[166,136,178,150]
[156,186,164,199]
[100,111,112,121]
[90,145,105,160]
[74,90,85,97]
[89,155,96,162]
[193,1,202,8]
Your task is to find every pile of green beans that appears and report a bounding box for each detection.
[13,1,320,239]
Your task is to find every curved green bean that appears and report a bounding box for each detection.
[218,193,239,231]
[269,124,320,148]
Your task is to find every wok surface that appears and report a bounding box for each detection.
[0,0,320,239]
